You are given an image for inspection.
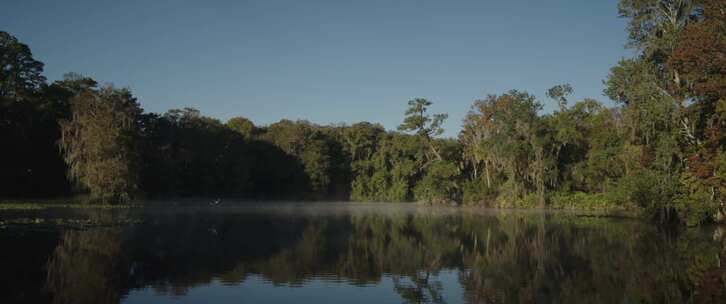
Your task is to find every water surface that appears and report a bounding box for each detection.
[1,202,724,303]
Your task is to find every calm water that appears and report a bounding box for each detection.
[1,202,724,304]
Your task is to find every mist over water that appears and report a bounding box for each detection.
[1,202,724,303]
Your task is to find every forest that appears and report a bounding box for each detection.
[1,0,724,225]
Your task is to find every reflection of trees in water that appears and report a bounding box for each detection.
[457,215,726,303]
[44,229,126,304]
[229,213,723,303]
[39,211,725,304]
[392,273,445,304]
[249,221,334,285]
[242,214,456,303]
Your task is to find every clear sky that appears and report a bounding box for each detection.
[3,0,631,137]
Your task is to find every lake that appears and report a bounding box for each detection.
[1,202,724,303]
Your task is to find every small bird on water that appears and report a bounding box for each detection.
[210,198,221,206]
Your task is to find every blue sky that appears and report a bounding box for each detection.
[3,0,631,137]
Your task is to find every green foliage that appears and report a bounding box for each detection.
[462,178,498,206]
[582,108,628,192]
[398,98,447,138]
[0,31,45,99]
[59,86,142,203]
[546,83,573,110]
[494,192,540,209]
[460,90,551,206]
[350,133,423,202]
[617,168,678,221]
[605,58,677,146]
[618,0,698,57]
[351,99,455,204]
[398,98,448,162]
[548,192,620,211]
[674,171,721,226]
[225,116,256,139]
[413,160,459,205]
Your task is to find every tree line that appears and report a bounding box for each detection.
[0,0,724,224]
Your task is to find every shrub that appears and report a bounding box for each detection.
[548,191,617,211]
[462,178,498,206]
[616,169,676,222]
[413,161,459,205]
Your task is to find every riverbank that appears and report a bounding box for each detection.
[0,201,134,211]
[0,196,638,216]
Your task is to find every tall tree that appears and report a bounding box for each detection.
[0,31,45,101]
[398,98,448,161]
[460,91,550,206]
[59,86,142,202]
[619,0,698,59]
[0,32,73,196]
[666,0,726,223]
[608,0,724,224]
[546,83,573,111]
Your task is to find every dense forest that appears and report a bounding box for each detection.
[0,0,724,225]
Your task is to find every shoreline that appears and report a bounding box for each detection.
[0,198,641,217]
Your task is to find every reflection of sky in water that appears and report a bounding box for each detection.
[123,271,465,304]
[2,204,724,303]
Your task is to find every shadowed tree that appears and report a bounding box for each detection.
[0,31,45,101]
[0,31,74,196]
